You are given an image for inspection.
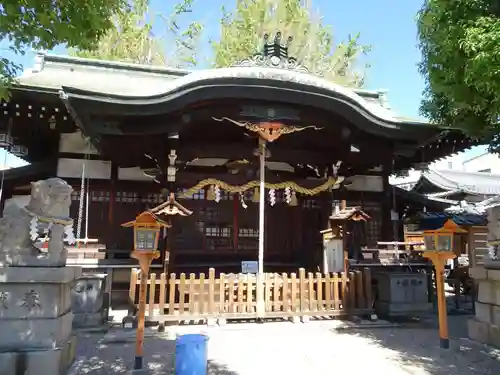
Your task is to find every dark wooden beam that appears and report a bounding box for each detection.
[175,142,391,167]
[175,171,335,188]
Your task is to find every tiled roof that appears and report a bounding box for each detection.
[417,212,487,230]
[419,169,500,196]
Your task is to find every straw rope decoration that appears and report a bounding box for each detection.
[179,177,338,198]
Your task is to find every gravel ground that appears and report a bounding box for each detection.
[69,315,500,375]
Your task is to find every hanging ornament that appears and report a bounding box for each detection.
[252,187,260,203]
[64,224,76,245]
[285,187,291,204]
[290,191,298,206]
[239,193,248,209]
[29,217,39,242]
[214,185,221,203]
[269,188,276,206]
[207,185,215,201]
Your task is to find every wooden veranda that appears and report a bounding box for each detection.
[128,268,374,323]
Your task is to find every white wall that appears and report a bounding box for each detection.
[463,153,500,174]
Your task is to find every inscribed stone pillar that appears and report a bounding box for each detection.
[0,178,81,375]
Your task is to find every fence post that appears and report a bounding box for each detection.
[208,268,216,319]
[159,273,166,315]
[168,273,176,316]
[148,273,156,317]
[129,268,138,306]
[363,268,373,310]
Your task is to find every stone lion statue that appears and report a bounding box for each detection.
[0,178,74,267]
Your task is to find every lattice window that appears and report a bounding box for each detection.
[91,191,110,202]
[176,188,205,200]
[363,202,382,246]
[140,193,163,204]
[239,228,259,238]
[302,197,320,209]
[116,191,139,203]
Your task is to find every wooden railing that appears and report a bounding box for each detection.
[129,268,373,322]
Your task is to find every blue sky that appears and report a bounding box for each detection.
[2,0,487,167]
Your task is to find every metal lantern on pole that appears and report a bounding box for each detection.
[422,219,467,349]
[122,211,170,370]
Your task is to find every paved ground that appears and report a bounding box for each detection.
[69,315,500,375]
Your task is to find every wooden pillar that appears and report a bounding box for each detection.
[381,158,394,241]
[0,185,11,217]
[107,163,118,247]
[233,195,239,251]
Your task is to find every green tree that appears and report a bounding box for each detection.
[211,0,371,87]
[71,0,203,68]
[1,0,126,98]
[417,0,500,150]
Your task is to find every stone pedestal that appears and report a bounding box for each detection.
[0,267,81,375]
[467,266,500,347]
[468,204,500,347]
[376,272,431,316]
[72,273,108,328]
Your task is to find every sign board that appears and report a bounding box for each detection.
[241,261,258,274]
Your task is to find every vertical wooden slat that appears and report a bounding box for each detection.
[237,273,245,313]
[148,273,156,317]
[355,270,364,309]
[341,271,348,309]
[208,268,215,315]
[348,271,356,309]
[129,268,138,306]
[179,273,186,315]
[199,273,206,314]
[308,272,315,311]
[159,273,166,315]
[291,272,297,312]
[265,273,272,312]
[282,273,289,313]
[363,268,372,310]
[273,273,280,312]
[219,273,226,313]
[168,273,176,315]
[299,268,306,313]
[315,272,323,312]
[333,273,340,310]
[189,273,196,314]
[324,273,331,310]
[246,275,253,313]
[228,274,235,313]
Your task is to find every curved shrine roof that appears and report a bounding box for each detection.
[7,51,480,169]
[19,54,434,140]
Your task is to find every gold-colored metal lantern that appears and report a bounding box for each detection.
[422,219,467,349]
[121,210,170,370]
[423,219,466,252]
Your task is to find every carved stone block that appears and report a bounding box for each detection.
[71,274,106,314]
[72,273,108,327]
[0,335,77,375]
[0,311,73,350]
[0,178,74,268]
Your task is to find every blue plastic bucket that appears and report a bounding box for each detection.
[175,334,209,375]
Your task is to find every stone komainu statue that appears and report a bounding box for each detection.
[0,178,76,267]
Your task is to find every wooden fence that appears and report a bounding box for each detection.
[129,268,374,323]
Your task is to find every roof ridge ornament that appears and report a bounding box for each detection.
[231,32,309,73]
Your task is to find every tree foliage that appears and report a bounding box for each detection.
[72,0,166,65]
[212,0,371,87]
[417,0,500,150]
[1,0,126,98]
[71,0,203,68]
